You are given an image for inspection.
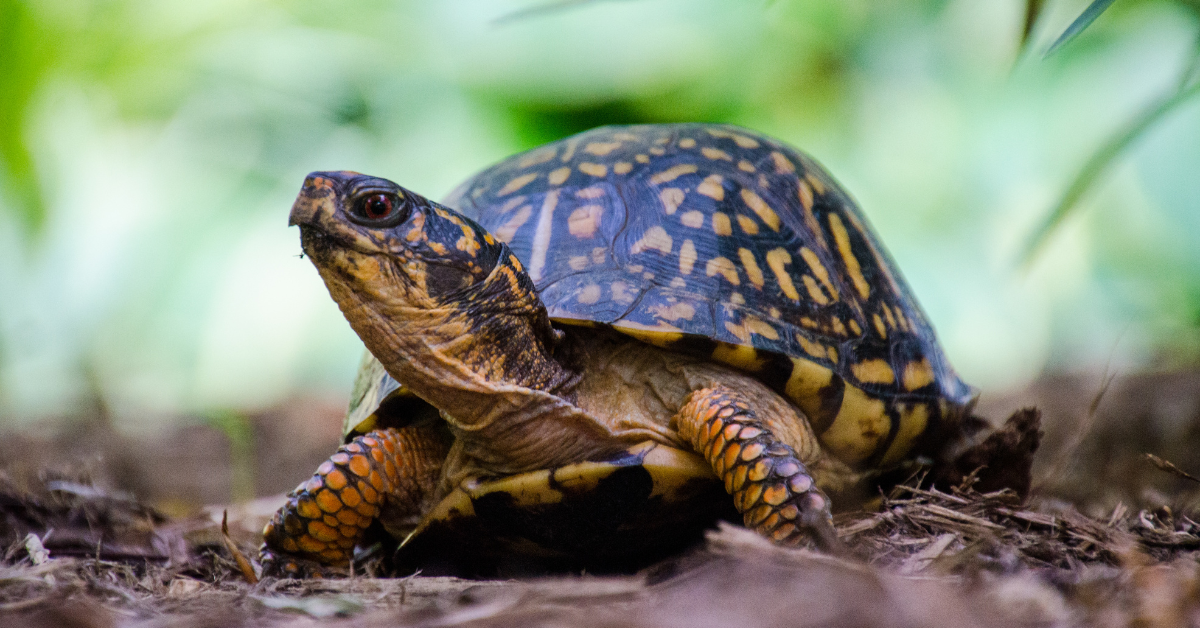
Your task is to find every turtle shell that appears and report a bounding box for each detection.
[442,123,975,468]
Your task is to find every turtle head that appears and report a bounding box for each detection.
[289,171,575,404]
[289,171,520,304]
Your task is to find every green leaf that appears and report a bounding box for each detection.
[1018,79,1200,268]
[1043,0,1119,58]
[1020,0,1046,52]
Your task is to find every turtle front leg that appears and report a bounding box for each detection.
[260,424,449,577]
[673,385,839,550]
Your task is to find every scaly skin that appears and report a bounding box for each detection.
[260,425,449,576]
[674,385,839,550]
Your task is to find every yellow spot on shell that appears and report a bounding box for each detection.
[873,314,887,338]
[649,147,666,156]
[649,301,696,321]
[498,196,526,214]
[591,247,606,264]
[732,134,760,148]
[614,321,683,346]
[797,336,828,360]
[679,239,697,275]
[806,173,826,195]
[729,292,746,305]
[575,186,606,199]
[613,161,633,174]
[577,284,601,304]
[584,141,622,156]
[882,303,897,329]
[635,154,650,163]
[650,163,698,184]
[567,205,603,239]
[706,257,739,285]
[801,275,829,305]
[518,147,556,168]
[740,189,781,231]
[579,162,607,177]
[497,173,538,196]
[798,179,814,210]
[712,212,732,236]
[738,248,764,288]
[712,342,767,372]
[669,277,686,288]
[509,255,523,272]
[528,190,560,281]
[568,255,589,270]
[831,317,847,336]
[829,213,870,299]
[821,384,888,465]
[631,226,673,255]
[800,317,818,328]
[660,188,685,215]
[879,403,930,467]
[697,174,724,200]
[611,281,635,303]
[495,205,532,243]
[706,128,760,148]
[848,319,863,336]
[736,215,759,235]
[770,151,795,174]
[765,249,799,301]
[680,210,704,228]
[738,160,756,172]
[799,247,838,301]
[548,167,571,186]
[558,139,581,162]
[902,359,935,391]
[702,147,732,161]
[679,138,696,148]
[852,359,895,385]
[483,233,495,245]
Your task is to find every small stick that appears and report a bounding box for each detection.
[222,510,259,585]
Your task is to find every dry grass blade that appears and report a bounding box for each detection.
[221,510,258,585]
[1144,454,1200,485]
[1018,79,1200,268]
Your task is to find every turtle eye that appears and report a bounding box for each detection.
[350,192,407,226]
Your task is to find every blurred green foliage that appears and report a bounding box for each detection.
[0,0,1198,427]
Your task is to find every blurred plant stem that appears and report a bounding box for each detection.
[0,0,54,233]
[207,410,256,503]
[1019,31,1200,269]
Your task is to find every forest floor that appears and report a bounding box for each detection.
[3,369,1200,627]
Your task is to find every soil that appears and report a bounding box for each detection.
[4,371,1200,627]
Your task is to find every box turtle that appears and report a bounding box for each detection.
[263,123,977,576]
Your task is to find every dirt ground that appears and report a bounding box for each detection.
[4,370,1200,627]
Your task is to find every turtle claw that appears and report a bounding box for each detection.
[258,546,349,579]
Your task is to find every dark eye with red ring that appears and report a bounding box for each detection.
[350,192,407,226]
[362,194,393,220]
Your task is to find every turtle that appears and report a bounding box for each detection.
[262,123,978,576]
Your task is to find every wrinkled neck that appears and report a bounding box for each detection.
[328,272,580,428]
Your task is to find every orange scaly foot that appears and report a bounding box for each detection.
[675,385,839,550]
[260,425,448,576]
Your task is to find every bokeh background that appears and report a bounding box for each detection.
[1,0,1198,506]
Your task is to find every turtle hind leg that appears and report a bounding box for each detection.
[673,385,840,551]
[260,424,449,577]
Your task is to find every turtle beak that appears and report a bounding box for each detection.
[289,173,341,227]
